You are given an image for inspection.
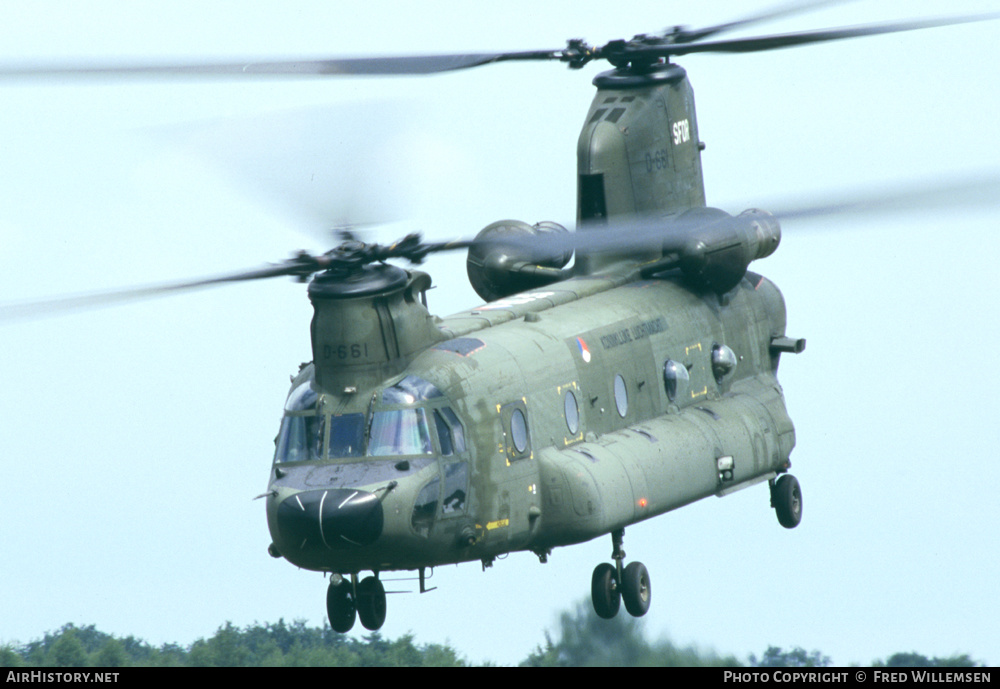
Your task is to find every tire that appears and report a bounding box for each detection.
[591,562,621,619]
[326,577,356,633]
[356,576,387,631]
[621,561,651,617]
[773,474,803,529]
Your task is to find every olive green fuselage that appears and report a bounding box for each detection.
[265,265,796,574]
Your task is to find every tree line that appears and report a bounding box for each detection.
[1,602,983,667]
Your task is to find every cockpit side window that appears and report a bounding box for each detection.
[411,477,439,536]
[434,410,454,456]
[441,462,468,515]
[274,414,324,463]
[275,381,326,464]
[285,381,319,412]
[412,462,467,535]
[439,407,466,454]
[433,407,466,456]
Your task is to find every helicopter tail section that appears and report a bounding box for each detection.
[576,64,707,273]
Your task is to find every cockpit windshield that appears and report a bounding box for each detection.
[273,376,463,463]
[329,414,365,458]
[275,412,365,464]
[368,409,433,456]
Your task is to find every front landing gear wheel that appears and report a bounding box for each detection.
[591,562,621,619]
[326,576,356,633]
[621,561,651,617]
[773,474,803,529]
[356,576,387,631]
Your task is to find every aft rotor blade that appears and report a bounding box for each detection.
[665,0,852,44]
[2,11,994,80]
[474,172,1000,258]
[764,172,1000,225]
[0,50,563,79]
[657,14,999,56]
[346,172,1000,262]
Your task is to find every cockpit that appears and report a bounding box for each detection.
[274,375,466,464]
[272,374,470,540]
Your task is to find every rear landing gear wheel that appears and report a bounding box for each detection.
[592,529,654,619]
[591,562,621,619]
[356,575,387,631]
[772,474,803,529]
[326,576,356,633]
[621,561,651,617]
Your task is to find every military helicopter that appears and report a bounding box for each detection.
[2,2,998,648]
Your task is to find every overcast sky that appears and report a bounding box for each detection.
[1,0,998,666]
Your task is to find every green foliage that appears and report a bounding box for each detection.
[1,620,466,667]
[751,647,985,668]
[0,645,24,668]
[750,646,831,667]
[92,638,129,668]
[521,600,741,667]
[874,652,982,668]
[1,613,986,668]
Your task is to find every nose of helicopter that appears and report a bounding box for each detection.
[275,488,383,550]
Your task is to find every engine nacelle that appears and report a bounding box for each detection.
[674,208,781,294]
[466,220,572,302]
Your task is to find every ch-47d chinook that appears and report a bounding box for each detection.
[2,5,996,633]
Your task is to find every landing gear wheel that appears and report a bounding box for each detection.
[591,562,621,619]
[621,561,651,617]
[356,576,387,631]
[773,474,803,529]
[326,576,357,633]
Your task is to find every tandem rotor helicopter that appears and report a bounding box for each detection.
[3,2,999,642]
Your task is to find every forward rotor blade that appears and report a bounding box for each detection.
[0,256,324,322]
[0,50,562,80]
[162,101,428,237]
[657,13,999,57]
[7,173,997,322]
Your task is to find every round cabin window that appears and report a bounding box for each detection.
[511,408,529,453]
[712,344,738,382]
[564,390,580,434]
[663,359,690,402]
[613,374,628,417]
